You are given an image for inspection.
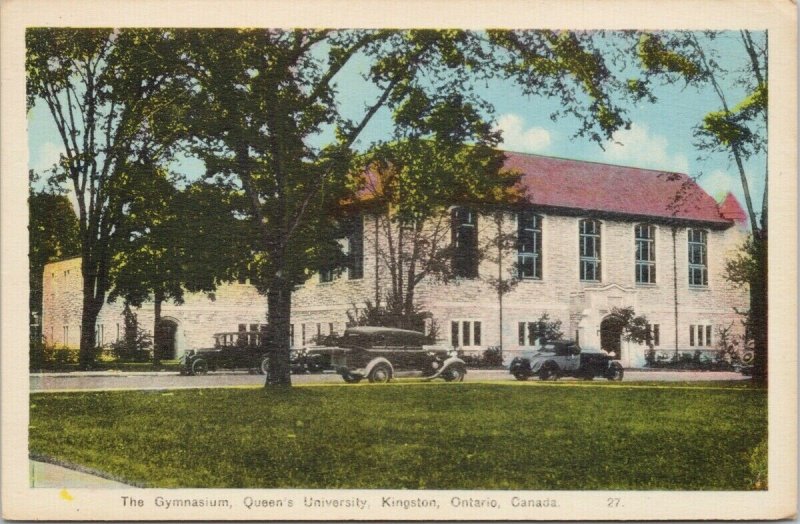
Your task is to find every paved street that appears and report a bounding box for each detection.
[30,369,749,392]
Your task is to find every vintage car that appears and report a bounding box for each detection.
[509,340,623,381]
[180,331,274,375]
[318,326,467,383]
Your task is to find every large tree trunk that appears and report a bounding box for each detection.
[78,284,102,370]
[266,278,293,387]
[750,234,768,384]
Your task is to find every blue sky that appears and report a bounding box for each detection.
[28,30,765,219]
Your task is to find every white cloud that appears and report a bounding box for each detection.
[493,113,552,153]
[600,123,689,174]
[31,141,64,173]
[699,169,742,203]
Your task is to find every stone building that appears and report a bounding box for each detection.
[42,152,750,367]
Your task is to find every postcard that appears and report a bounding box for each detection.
[1,0,796,520]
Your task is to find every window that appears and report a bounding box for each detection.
[648,323,660,346]
[290,324,295,348]
[249,324,259,345]
[451,320,482,348]
[579,219,601,281]
[301,324,307,346]
[316,323,322,339]
[517,211,542,279]
[635,224,656,284]
[329,322,335,335]
[518,322,542,346]
[346,216,364,280]
[451,208,478,278]
[689,324,712,347]
[116,323,120,342]
[63,325,68,345]
[688,229,708,286]
[319,267,335,283]
[238,324,247,345]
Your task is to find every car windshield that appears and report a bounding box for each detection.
[539,344,557,352]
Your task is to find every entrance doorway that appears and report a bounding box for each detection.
[155,319,178,360]
[600,315,624,359]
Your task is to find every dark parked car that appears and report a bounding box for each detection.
[181,331,274,375]
[509,340,623,381]
[321,326,467,383]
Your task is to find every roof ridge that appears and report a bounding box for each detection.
[501,149,689,177]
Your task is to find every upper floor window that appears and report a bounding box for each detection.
[451,208,478,278]
[579,219,601,282]
[688,229,708,287]
[517,211,542,279]
[346,216,364,280]
[635,224,656,284]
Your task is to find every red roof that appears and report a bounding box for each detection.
[718,192,748,225]
[504,152,731,226]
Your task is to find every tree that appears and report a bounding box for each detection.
[177,29,522,386]
[357,99,521,322]
[28,176,80,341]
[26,29,190,368]
[108,172,256,364]
[633,30,768,382]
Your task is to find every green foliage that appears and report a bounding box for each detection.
[28,187,80,321]
[30,383,766,489]
[108,305,153,362]
[26,28,192,368]
[610,306,653,347]
[637,33,701,80]
[533,313,564,343]
[345,299,437,342]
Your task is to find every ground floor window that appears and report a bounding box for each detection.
[518,321,541,346]
[451,320,481,348]
[648,323,660,347]
[689,324,712,347]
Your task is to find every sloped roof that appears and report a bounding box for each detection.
[504,151,731,226]
[718,192,748,224]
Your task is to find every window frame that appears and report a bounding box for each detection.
[579,219,602,282]
[517,210,543,280]
[687,229,709,287]
[451,319,482,348]
[451,207,479,279]
[635,223,657,284]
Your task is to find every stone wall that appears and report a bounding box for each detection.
[42,210,750,366]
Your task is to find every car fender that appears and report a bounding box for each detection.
[363,357,393,378]
[425,356,467,380]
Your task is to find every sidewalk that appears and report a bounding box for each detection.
[29,460,134,488]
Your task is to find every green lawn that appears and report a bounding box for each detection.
[29,382,766,490]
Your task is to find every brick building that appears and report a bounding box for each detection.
[42,152,750,367]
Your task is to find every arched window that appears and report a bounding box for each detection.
[579,219,601,282]
[635,224,656,284]
[517,210,542,279]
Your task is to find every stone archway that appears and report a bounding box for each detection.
[600,315,625,360]
[154,318,179,360]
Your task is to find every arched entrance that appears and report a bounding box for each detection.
[154,318,179,360]
[600,315,625,360]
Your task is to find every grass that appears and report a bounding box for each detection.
[29,381,766,490]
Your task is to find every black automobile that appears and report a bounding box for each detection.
[322,326,468,383]
[509,340,623,381]
[180,331,274,375]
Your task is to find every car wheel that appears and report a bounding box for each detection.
[443,364,466,382]
[539,363,559,381]
[512,371,529,381]
[191,359,208,375]
[607,362,624,381]
[342,372,362,384]
[259,356,270,376]
[368,363,392,383]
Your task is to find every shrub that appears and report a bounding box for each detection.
[346,299,438,344]
[482,346,503,367]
